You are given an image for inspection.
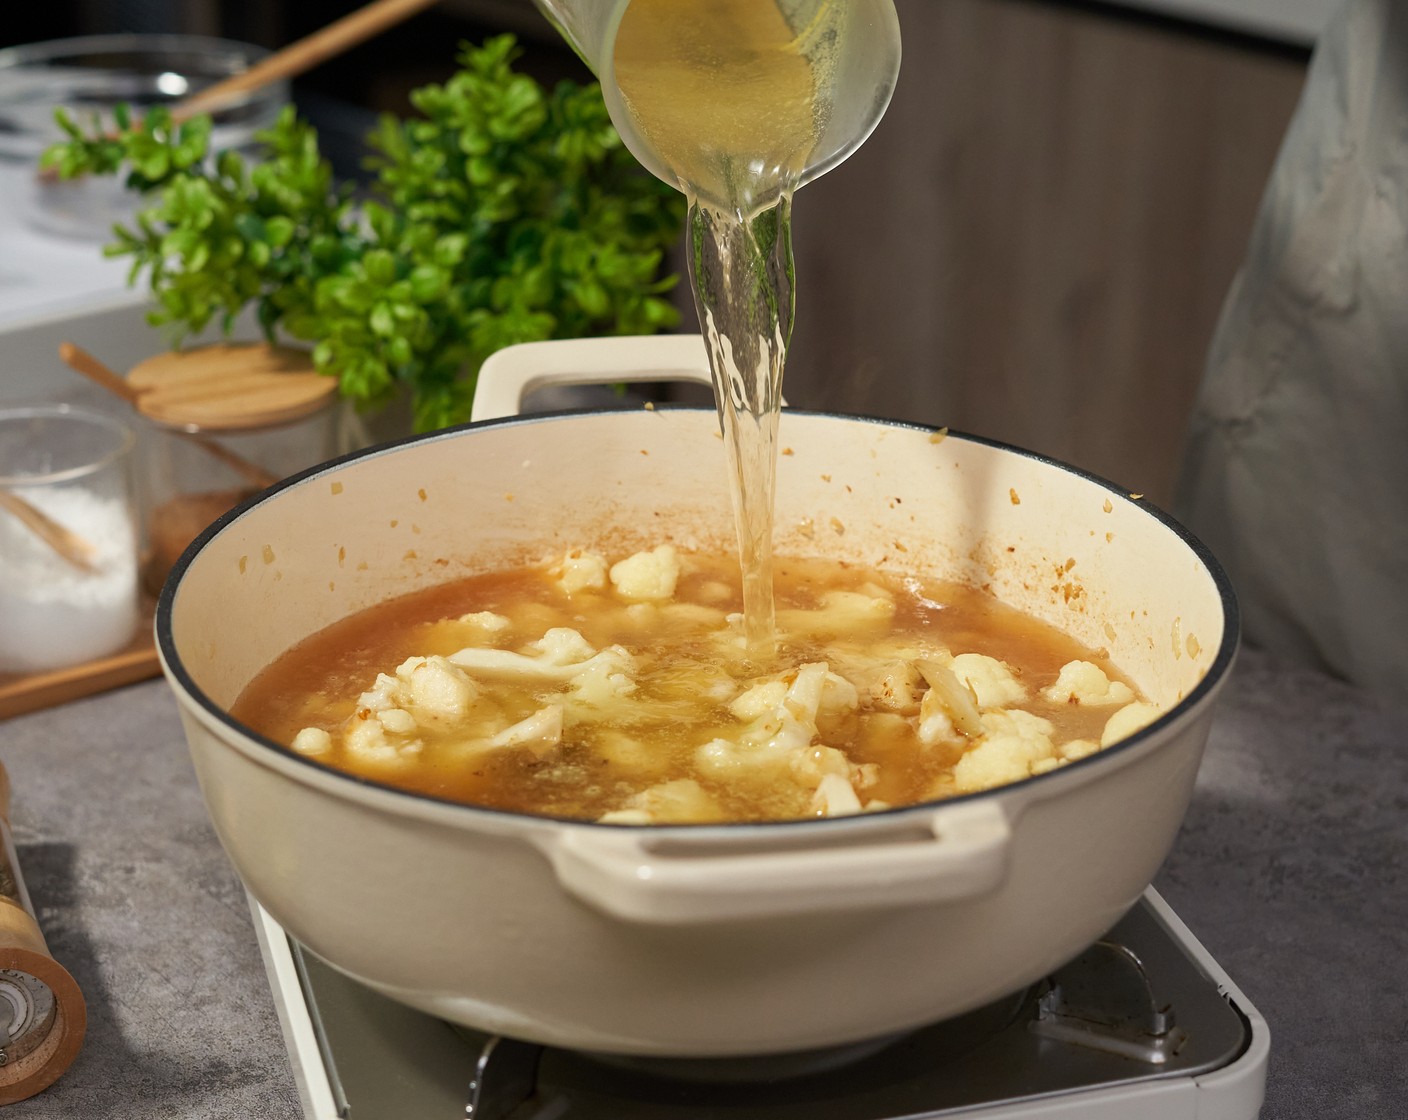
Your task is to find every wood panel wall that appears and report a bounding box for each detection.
[768,0,1308,504]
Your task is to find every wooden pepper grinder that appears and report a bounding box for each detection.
[0,762,86,1105]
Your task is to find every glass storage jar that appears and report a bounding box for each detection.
[134,342,340,594]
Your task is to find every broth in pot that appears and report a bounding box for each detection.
[232,544,1161,824]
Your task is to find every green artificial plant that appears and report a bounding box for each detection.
[42,35,685,431]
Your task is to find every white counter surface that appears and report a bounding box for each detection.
[0,165,139,334]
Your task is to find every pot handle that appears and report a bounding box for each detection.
[471,335,715,422]
[545,800,1012,925]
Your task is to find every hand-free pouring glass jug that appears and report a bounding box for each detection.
[532,0,901,204]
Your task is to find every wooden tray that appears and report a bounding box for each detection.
[0,597,161,720]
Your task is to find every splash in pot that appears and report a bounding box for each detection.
[532,0,901,658]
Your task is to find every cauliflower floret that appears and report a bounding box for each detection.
[867,661,924,714]
[449,631,636,686]
[1060,737,1101,761]
[951,653,1027,708]
[594,731,673,780]
[777,589,895,639]
[1041,660,1135,706]
[982,708,1055,742]
[566,648,638,706]
[695,712,815,775]
[397,655,477,716]
[784,663,831,723]
[915,658,983,743]
[742,711,817,755]
[811,772,864,817]
[953,743,1030,792]
[595,808,653,825]
[731,680,789,721]
[701,656,863,788]
[488,705,563,755]
[291,727,332,756]
[789,744,854,787]
[823,589,896,621]
[610,545,680,601]
[598,778,724,824]
[528,628,598,666]
[917,687,960,745]
[1101,701,1162,747]
[953,709,1056,793]
[343,711,399,761]
[818,671,860,724]
[457,610,511,634]
[552,548,610,594]
[702,675,742,704]
[376,707,417,735]
[356,672,403,713]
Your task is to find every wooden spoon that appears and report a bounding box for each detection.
[0,489,98,573]
[58,343,281,490]
[168,0,444,127]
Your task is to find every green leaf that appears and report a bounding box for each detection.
[408,265,447,301]
[364,250,397,286]
[265,216,295,247]
[370,303,395,336]
[65,33,684,430]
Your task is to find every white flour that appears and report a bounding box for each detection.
[0,486,140,673]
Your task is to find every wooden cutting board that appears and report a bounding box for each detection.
[0,597,160,721]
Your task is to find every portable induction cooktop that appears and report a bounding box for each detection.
[251,887,1269,1119]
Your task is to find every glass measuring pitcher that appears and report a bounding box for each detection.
[533,0,901,209]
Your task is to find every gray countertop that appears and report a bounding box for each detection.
[0,646,1402,1119]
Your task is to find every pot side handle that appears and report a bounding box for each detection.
[471,335,715,422]
[545,800,1012,925]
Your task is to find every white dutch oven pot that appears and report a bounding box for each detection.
[157,335,1238,1057]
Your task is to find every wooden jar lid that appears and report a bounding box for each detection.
[127,342,338,432]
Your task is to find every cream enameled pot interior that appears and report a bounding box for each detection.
[157,335,1237,1056]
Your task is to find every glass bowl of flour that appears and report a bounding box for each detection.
[0,404,139,673]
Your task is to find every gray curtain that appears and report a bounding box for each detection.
[1176,0,1408,705]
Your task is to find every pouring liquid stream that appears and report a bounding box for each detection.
[613,0,838,661]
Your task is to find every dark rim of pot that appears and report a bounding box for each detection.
[156,405,1241,834]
